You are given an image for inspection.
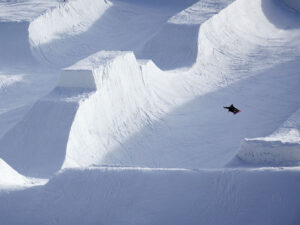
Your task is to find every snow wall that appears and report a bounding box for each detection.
[0,167,300,225]
[237,109,300,166]
[28,0,112,66]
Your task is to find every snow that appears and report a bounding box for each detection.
[283,0,300,11]
[0,158,44,190]
[0,158,28,188]
[28,0,112,46]
[237,109,300,166]
[0,0,300,224]
[59,70,96,89]
[1,166,300,225]
[0,0,60,22]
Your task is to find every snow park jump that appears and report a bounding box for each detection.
[0,0,300,224]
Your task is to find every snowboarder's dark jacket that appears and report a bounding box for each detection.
[224,104,239,114]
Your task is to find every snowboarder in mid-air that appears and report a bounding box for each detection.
[224,104,240,114]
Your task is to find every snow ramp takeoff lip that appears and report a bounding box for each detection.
[235,109,300,166]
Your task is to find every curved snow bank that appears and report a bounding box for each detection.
[1,167,300,224]
[237,110,300,166]
[28,0,111,66]
[191,0,300,85]
[29,0,111,46]
[283,0,300,11]
[0,158,29,189]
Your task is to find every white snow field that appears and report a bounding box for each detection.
[0,0,300,224]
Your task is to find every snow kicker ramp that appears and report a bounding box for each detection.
[236,109,300,166]
[0,51,170,177]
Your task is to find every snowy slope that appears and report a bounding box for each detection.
[0,1,62,135]
[1,0,300,176]
[28,0,199,67]
[0,0,60,22]
[0,0,300,224]
[136,0,234,70]
[0,158,44,190]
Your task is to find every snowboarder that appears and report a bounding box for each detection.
[223,104,240,114]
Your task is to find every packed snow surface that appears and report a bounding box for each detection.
[0,0,300,224]
[237,109,300,166]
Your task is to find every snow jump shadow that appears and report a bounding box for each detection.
[101,59,300,168]
[0,87,93,178]
[0,22,37,68]
[261,0,300,30]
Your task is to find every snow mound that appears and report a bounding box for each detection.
[0,158,29,189]
[237,110,300,166]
